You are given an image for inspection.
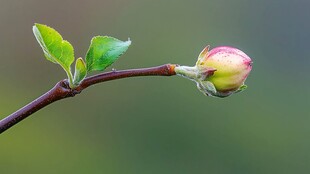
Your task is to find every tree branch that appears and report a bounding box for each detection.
[0,64,177,134]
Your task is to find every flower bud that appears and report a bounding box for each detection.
[175,45,252,98]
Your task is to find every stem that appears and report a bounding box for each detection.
[0,64,176,134]
[174,66,198,80]
[66,67,75,89]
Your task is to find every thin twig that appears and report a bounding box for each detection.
[0,64,176,134]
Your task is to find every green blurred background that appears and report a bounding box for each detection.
[0,0,309,173]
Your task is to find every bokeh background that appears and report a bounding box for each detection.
[1,0,309,173]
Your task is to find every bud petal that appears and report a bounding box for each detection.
[198,46,252,93]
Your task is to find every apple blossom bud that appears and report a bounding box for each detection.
[175,45,252,98]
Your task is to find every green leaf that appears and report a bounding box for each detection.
[73,58,87,86]
[200,81,217,96]
[85,36,131,72]
[33,23,74,85]
[196,45,210,65]
[234,84,248,94]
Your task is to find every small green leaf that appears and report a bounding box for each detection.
[197,45,210,65]
[85,36,131,72]
[73,58,87,86]
[33,23,74,85]
[234,84,248,94]
[200,81,217,95]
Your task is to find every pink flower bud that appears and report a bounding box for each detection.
[197,46,252,95]
[175,45,252,98]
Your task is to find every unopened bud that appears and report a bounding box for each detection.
[175,45,252,98]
